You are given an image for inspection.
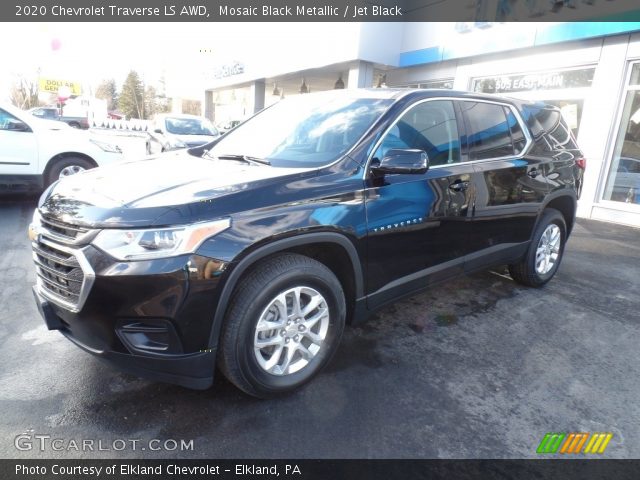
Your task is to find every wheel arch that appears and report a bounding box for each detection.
[542,191,577,236]
[207,232,364,349]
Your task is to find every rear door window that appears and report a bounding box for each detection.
[460,101,514,160]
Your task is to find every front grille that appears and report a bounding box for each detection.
[33,241,83,305]
[32,214,96,312]
[40,216,90,243]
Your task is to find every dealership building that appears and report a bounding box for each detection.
[204,22,640,227]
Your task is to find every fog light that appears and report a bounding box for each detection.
[116,319,183,355]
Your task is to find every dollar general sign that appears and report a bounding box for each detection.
[38,78,82,96]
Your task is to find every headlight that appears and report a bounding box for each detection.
[90,139,122,154]
[167,137,187,149]
[91,218,230,261]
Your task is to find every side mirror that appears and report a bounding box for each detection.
[372,149,429,175]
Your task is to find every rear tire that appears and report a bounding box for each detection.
[509,208,567,287]
[218,253,346,398]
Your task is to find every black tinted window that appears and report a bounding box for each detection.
[504,107,527,154]
[374,100,460,166]
[538,109,576,150]
[461,102,514,160]
[522,104,577,153]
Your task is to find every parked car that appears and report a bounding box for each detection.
[148,113,220,153]
[29,89,584,397]
[609,156,640,203]
[216,119,242,135]
[28,106,90,129]
[0,102,123,190]
[107,111,126,120]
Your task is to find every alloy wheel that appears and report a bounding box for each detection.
[253,286,330,376]
[535,224,561,275]
[59,165,86,178]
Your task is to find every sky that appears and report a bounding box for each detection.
[0,22,357,101]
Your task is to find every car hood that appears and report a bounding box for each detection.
[39,151,315,228]
[33,117,71,130]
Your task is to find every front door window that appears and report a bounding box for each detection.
[373,100,461,166]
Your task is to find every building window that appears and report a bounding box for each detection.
[471,68,595,95]
[419,79,454,89]
[603,63,640,205]
[392,79,454,90]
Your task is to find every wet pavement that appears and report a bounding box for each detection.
[1,194,639,459]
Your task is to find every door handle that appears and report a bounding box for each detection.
[527,168,539,178]
[449,180,469,192]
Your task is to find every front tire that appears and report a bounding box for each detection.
[509,208,567,287]
[218,253,346,398]
[45,156,95,187]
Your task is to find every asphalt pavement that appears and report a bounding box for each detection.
[1,194,638,459]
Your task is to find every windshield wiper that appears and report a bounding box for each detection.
[210,153,271,166]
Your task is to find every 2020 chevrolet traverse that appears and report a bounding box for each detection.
[30,89,584,397]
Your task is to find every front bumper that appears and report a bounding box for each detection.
[31,245,226,390]
[62,317,216,390]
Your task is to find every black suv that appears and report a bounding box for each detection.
[29,89,584,397]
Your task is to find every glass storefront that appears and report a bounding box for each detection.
[603,63,640,205]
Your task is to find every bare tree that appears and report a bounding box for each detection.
[95,79,119,111]
[9,75,41,109]
[144,85,170,119]
[182,99,202,116]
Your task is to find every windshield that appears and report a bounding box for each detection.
[207,92,393,168]
[165,117,218,136]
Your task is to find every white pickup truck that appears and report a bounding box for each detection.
[0,102,124,190]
